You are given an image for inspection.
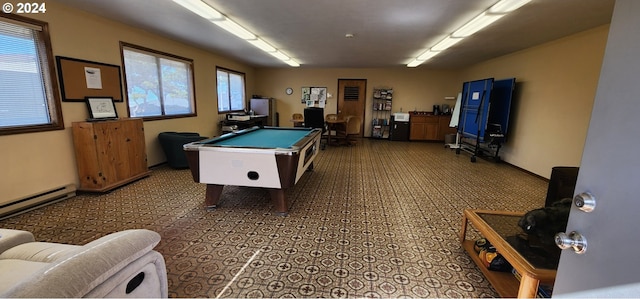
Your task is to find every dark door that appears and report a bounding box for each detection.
[337,79,366,137]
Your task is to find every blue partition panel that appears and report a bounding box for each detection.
[487,78,516,139]
[458,78,494,142]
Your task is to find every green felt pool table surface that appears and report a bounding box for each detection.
[203,127,315,149]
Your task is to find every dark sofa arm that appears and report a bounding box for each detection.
[158,132,207,169]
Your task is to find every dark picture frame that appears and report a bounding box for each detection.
[56,56,124,102]
[85,97,118,120]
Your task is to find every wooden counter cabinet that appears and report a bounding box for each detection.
[72,118,150,192]
[409,113,455,141]
[409,114,438,140]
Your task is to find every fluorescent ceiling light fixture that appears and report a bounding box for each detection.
[409,49,444,67]
[452,12,505,38]
[213,19,256,40]
[284,60,300,67]
[431,36,464,51]
[417,50,440,61]
[174,0,300,67]
[407,0,530,67]
[489,0,532,13]
[172,0,223,20]
[407,59,423,68]
[269,50,291,61]
[247,38,276,52]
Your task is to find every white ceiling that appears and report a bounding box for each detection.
[54,0,615,69]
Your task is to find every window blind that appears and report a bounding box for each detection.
[0,17,52,128]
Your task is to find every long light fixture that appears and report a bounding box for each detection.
[407,0,531,67]
[214,18,256,40]
[268,50,291,61]
[451,12,505,38]
[172,0,223,20]
[431,36,464,51]
[489,0,531,13]
[417,50,440,61]
[173,0,300,67]
[248,38,276,52]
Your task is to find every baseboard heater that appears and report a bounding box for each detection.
[0,184,76,219]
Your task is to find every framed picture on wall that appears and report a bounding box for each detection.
[85,96,118,121]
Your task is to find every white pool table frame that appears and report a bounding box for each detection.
[184,127,321,216]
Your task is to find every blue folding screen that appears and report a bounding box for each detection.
[487,78,515,138]
[458,78,515,143]
[459,78,494,142]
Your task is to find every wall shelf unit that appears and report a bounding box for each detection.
[372,88,393,138]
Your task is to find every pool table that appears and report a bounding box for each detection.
[184,126,322,216]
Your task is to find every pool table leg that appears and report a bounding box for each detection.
[269,188,288,216]
[205,184,224,211]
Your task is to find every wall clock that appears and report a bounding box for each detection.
[285,87,293,95]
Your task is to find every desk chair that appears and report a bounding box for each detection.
[304,107,327,149]
[326,114,339,121]
[344,115,362,145]
[291,113,304,127]
[545,166,579,207]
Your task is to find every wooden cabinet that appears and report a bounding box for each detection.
[409,113,453,141]
[72,118,150,192]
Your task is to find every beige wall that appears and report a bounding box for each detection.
[0,1,255,204]
[459,25,609,177]
[0,1,609,206]
[253,68,460,136]
[254,26,609,178]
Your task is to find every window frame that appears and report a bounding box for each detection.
[120,42,197,121]
[216,66,246,114]
[0,14,63,136]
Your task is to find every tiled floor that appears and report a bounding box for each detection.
[0,139,548,298]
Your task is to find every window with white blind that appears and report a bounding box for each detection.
[216,67,246,113]
[120,42,196,119]
[0,14,63,135]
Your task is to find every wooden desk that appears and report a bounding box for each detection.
[325,118,346,146]
[460,209,557,298]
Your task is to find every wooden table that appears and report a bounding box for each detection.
[325,118,346,146]
[460,209,558,298]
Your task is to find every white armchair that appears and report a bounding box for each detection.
[0,228,167,298]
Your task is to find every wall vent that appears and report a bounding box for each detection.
[343,86,360,101]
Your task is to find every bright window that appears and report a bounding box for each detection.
[0,15,63,135]
[216,67,246,113]
[121,43,195,119]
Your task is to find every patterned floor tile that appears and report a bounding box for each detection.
[0,139,548,298]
